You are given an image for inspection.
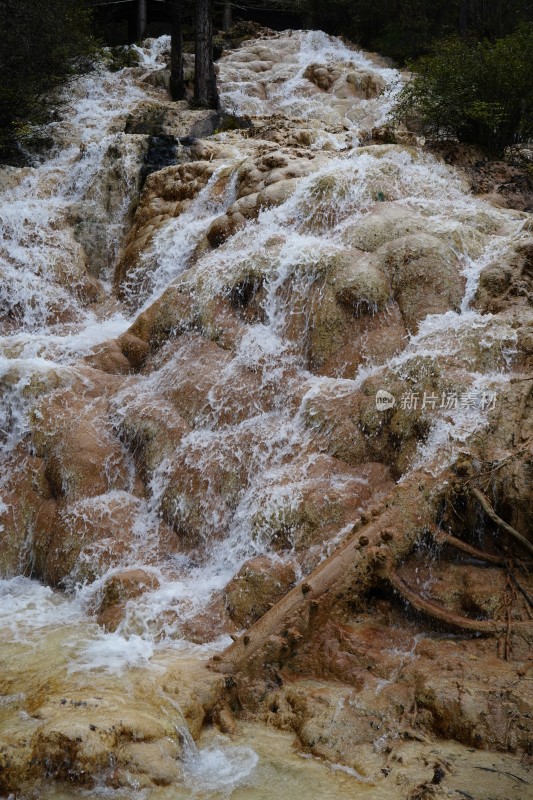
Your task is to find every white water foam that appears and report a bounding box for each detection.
[182,733,259,795]
[0,31,529,792]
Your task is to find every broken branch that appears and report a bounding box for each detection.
[431,529,507,565]
[388,570,510,634]
[470,487,533,558]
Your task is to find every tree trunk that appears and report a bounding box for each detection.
[222,1,232,32]
[137,0,147,41]
[168,0,185,100]
[194,0,218,109]
[459,0,468,37]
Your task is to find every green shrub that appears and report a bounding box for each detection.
[394,25,533,156]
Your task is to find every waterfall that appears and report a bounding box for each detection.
[0,30,530,798]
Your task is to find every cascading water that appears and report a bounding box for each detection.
[0,29,531,799]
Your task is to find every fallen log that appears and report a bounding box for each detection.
[210,471,443,675]
[210,472,533,679]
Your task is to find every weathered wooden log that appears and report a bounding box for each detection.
[209,471,443,674]
[210,473,533,678]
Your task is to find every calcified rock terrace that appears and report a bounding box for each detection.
[0,29,532,799]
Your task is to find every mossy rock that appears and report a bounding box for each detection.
[104,46,141,73]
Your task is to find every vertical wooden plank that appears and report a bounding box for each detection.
[137,0,147,40]
[222,1,232,32]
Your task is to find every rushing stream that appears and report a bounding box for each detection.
[0,30,531,798]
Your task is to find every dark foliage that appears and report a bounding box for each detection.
[0,0,97,158]
[394,25,533,156]
[310,0,533,62]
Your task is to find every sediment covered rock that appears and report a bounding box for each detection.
[0,27,532,799]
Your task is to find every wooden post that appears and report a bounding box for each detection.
[168,0,185,100]
[194,0,218,109]
[222,1,232,32]
[137,0,147,40]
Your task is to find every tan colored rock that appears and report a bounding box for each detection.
[29,697,182,789]
[116,392,190,479]
[224,555,297,627]
[31,392,131,502]
[332,251,392,312]
[341,204,427,252]
[94,568,161,631]
[0,639,225,795]
[117,331,151,370]
[206,211,248,248]
[0,165,34,192]
[0,453,50,577]
[250,456,394,558]
[32,492,179,587]
[205,177,299,249]
[160,444,247,544]
[115,740,183,786]
[151,333,278,426]
[475,240,533,314]
[180,593,239,643]
[155,334,233,424]
[126,278,200,347]
[197,294,250,349]
[69,134,148,279]
[266,250,404,377]
[378,233,464,332]
[345,69,386,99]
[83,339,132,375]
[302,367,439,478]
[114,161,219,298]
[304,63,338,92]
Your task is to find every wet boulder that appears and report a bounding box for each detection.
[249,455,394,560]
[377,233,465,333]
[31,492,179,587]
[31,392,131,503]
[93,568,161,631]
[475,239,533,314]
[0,453,50,577]
[115,392,190,480]
[126,277,200,348]
[224,555,297,627]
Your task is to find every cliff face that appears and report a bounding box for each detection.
[0,31,531,797]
